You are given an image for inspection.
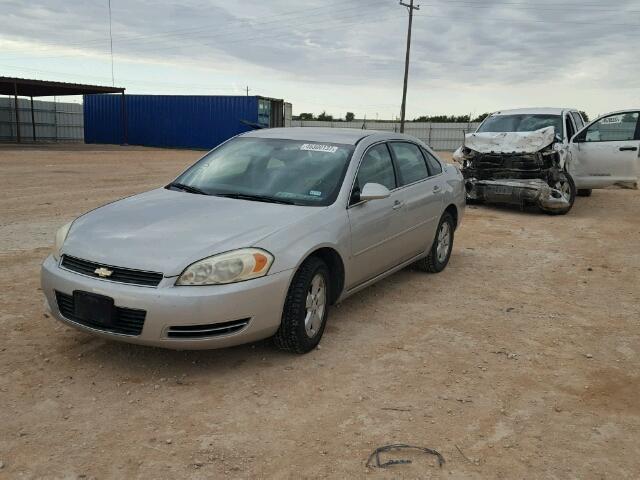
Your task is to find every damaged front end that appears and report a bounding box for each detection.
[455,127,574,214]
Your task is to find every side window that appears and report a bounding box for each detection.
[351,144,396,203]
[571,111,584,131]
[422,148,443,176]
[389,142,429,185]
[565,115,575,140]
[584,112,639,142]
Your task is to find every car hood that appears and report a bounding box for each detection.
[464,126,556,154]
[63,188,321,276]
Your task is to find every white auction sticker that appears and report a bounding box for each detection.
[300,143,338,153]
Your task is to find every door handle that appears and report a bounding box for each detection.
[392,200,404,210]
[433,185,442,193]
[619,146,638,152]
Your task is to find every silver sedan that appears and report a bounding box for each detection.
[41,128,465,353]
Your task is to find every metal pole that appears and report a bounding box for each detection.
[53,96,58,142]
[108,0,115,86]
[120,91,128,145]
[399,0,419,134]
[13,81,21,143]
[30,96,36,142]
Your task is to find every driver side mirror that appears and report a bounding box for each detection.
[360,183,390,202]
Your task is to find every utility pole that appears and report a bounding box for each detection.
[108,0,115,86]
[246,86,250,96]
[399,0,419,133]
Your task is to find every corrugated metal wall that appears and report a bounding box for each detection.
[84,95,261,149]
[290,120,481,151]
[0,96,83,142]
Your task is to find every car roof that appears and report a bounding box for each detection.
[492,107,577,116]
[240,127,375,145]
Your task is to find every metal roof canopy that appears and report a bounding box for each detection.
[0,76,124,97]
[1,76,126,143]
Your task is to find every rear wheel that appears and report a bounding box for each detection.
[541,171,576,215]
[577,188,592,197]
[273,257,330,354]
[416,212,455,273]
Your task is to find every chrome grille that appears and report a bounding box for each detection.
[61,255,163,287]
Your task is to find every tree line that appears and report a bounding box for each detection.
[294,111,591,123]
[293,112,491,122]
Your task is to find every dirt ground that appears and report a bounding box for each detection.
[1,144,639,479]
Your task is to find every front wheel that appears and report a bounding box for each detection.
[415,212,455,273]
[541,171,576,215]
[273,257,330,354]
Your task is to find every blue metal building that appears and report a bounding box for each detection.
[84,94,286,149]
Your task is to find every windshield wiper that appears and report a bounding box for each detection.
[167,182,208,195]
[214,193,296,205]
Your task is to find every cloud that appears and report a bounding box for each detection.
[1,0,638,117]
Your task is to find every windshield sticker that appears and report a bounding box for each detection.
[602,116,622,124]
[300,143,338,153]
[309,190,322,197]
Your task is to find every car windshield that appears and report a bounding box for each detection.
[478,114,563,135]
[172,137,354,206]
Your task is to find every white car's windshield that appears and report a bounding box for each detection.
[478,114,563,135]
[172,137,354,206]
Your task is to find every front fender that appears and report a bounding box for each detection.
[255,207,350,275]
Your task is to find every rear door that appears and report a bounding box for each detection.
[388,142,443,259]
[568,111,640,189]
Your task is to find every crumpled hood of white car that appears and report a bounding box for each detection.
[463,126,556,154]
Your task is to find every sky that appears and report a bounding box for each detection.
[1,0,639,120]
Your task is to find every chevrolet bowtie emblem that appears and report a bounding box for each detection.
[94,267,113,278]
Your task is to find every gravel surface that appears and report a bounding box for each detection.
[1,144,639,479]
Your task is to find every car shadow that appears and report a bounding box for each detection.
[54,265,426,375]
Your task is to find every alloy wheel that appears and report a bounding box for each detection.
[304,273,326,338]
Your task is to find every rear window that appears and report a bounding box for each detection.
[422,148,443,176]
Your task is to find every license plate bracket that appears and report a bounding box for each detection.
[491,185,513,195]
[73,291,115,326]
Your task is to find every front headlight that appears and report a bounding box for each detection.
[52,221,73,261]
[176,248,274,286]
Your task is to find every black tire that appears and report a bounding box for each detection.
[273,257,330,354]
[416,212,455,273]
[577,188,592,197]
[541,171,576,215]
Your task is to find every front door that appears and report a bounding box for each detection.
[347,143,407,288]
[568,111,640,189]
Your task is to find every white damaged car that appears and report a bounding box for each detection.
[454,108,640,214]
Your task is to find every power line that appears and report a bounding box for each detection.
[0,6,404,63]
[399,0,420,134]
[2,0,638,65]
[0,0,391,55]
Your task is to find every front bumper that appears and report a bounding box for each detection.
[465,178,570,211]
[41,255,293,349]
